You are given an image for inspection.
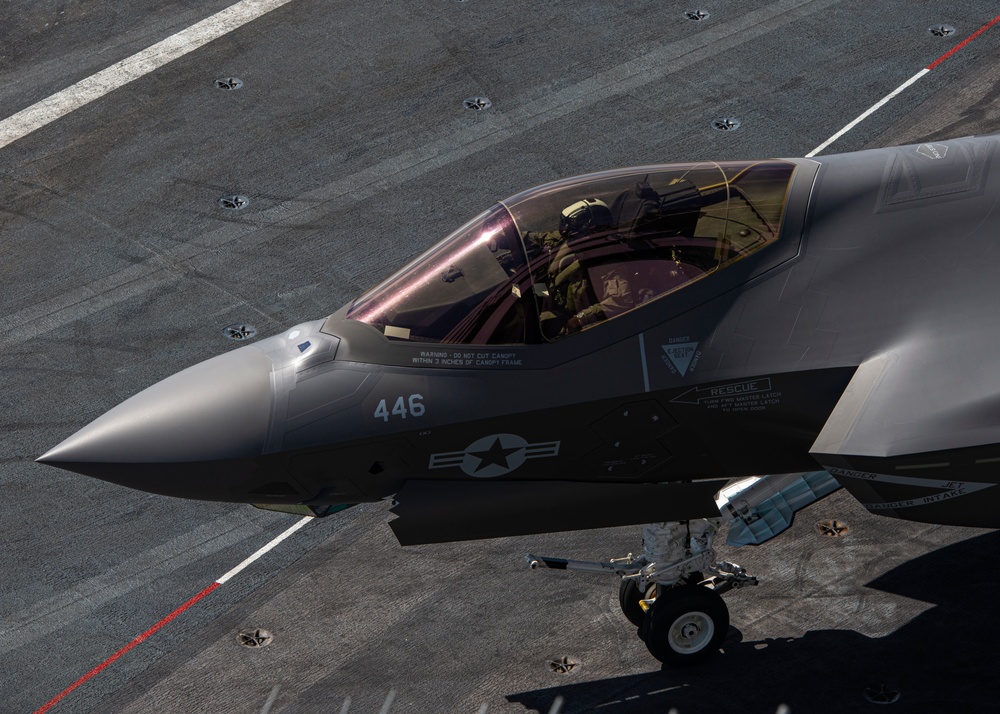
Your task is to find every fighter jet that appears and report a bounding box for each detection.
[38,134,1000,665]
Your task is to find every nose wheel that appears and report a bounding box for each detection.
[639,584,729,665]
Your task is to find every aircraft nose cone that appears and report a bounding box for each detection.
[38,346,273,467]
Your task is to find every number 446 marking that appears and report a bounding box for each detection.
[374,394,425,422]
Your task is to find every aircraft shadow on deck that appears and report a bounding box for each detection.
[508,530,1000,713]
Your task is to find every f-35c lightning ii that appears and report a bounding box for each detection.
[39,135,1000,664]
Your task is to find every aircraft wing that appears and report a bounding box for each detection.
[812,347,1000,526]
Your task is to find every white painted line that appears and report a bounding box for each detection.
[216,515,313,584]
[0,0,296,150]
[806,68,930,157]
[260,685,282,714]
[378,690,397,714]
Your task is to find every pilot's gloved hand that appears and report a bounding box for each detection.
[562,305,602,335]
[562,315,582,334]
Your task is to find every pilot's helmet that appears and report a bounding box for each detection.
[559,198,612,239]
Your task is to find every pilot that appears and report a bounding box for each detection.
[524,198,614,336]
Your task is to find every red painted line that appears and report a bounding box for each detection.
[33,582,221,714]
[32,516,313,713]
[927,14,1000,70]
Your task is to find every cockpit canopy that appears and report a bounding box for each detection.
[347,161,796,344]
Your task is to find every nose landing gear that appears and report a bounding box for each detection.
[527,517,756,665]
[526,471,839,665]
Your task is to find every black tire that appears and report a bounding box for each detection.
[618,577,655,628]
[619,573,704,628]
[639,584,729,666]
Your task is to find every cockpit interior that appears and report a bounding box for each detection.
[348,160,797,344]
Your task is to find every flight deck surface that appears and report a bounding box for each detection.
[4,2,1000,712]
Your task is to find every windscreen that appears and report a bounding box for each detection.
[347,160,796,344]
[347,204,529,343]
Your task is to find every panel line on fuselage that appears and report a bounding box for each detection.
[639,332,650,393]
